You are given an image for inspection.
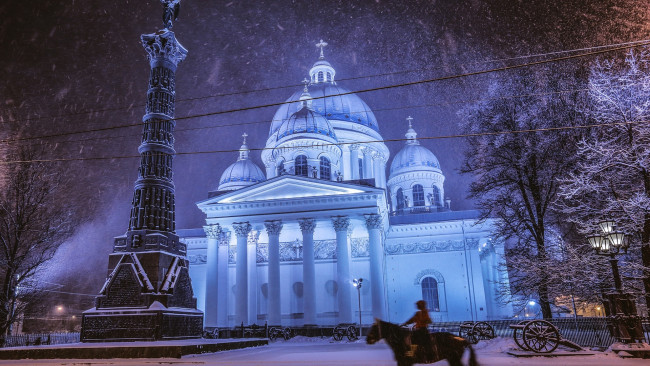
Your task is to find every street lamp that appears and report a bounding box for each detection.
[352,278,363,336]
[587,221,643,345]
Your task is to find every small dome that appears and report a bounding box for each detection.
[270,83,379,135]
[389,118,441,178]
[276,106,338,143]
[218,134,265,191]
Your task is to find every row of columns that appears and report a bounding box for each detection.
[203,214,386,328]
[347,145,387,188]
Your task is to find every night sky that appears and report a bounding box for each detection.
[1,1,648,296]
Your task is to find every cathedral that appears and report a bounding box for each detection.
[178,41,513,328]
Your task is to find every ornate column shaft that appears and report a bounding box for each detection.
[349,145,360,180]
[365,214,386,319]
[233,222,252,325]
[372,152,383,188]
[332,216,353,323]
[216,231,230,327]
[264,220,283,325]
[204,224,221,327]
[299,218,317,325]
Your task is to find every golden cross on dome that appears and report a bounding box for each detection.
[302,78,310,92]
[316,39,328,59]
[406,116,414,129]
[241,132,248,145]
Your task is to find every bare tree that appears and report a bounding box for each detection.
[559,48,650,316]
[0,146,80,341]
[460,69,587,318]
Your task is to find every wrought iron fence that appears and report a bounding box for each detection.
[431,317,650,349]
[2,332,80,348]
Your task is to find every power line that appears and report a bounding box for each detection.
[3,119,647,165]
[3,40,649,146]
[2,38,648,127]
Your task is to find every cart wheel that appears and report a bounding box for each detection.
[522,320,560,353]
[333,326,343,341]
[472,322,495,342]
[513,321,531,351]
[346,325,359,341]
[459,322,472,339]
[268,327,278,341]
[283,328,293,340]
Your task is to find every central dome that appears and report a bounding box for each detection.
[269,83,379,136]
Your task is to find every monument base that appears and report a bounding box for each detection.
[81,302,203,342]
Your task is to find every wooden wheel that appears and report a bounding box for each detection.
[346,325,359,341]
[471,322,494,342]
[522,320,560,353]
[459,321,472,340]
[513,321,530,351]
[332,325,343,341]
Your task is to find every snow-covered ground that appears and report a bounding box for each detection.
[1,337,649,365]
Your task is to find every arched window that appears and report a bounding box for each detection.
[413,184,425,206]
[432,186,442,206]
[318,71,324,83]
[319,156,331,180]
[295,155,308,177]
[396,188,405,210]
[421,277,440,312]
[326,72,332,82]
[358,158,364,179]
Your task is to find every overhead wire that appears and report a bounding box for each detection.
[3,118,648,165]
[3,39,649,146]
[3,38,648,125]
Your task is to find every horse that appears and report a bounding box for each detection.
[366,319,479,366]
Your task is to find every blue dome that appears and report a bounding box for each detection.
[276,106,337,142]
[270,83,379,136]
[218,157,265,191]
[389,144,441,177]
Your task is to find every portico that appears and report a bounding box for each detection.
[195,175,388,326]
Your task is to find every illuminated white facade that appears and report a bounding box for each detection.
[179,42,512,327]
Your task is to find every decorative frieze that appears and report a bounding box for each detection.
[226,238,371,264]
[385,238,480,255]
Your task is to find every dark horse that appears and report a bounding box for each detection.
[366,320,479,366]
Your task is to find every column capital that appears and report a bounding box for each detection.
[331,216,350,232]
[298,218,316,233]
[203,224,222,239]
[141,30,188,67]
[218,231,231,247]
[264,220,283,236]
[364,214,382,230]
[233,222,252,238]
[247,230,260,246]
[348,144,361,152]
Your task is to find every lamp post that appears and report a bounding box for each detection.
[353,278,363,336]
[586,221,644,344]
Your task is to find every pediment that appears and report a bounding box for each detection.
[199,176,371,205]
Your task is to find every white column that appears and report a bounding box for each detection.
[350,145,360,180]
[363,149,373,179]
[216,231,230,327]
[203,224,221,328]
[233,222,252,325]
[264,220,283,326]
[265,164,274,179]
[365,214,386,319]
[342,147,351,180]
[299,218,317,325]
[372,153,383,188]
[332,216,353,324]
[247,230,260,325]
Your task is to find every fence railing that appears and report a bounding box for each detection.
[431,317,650,349]
[2,332,80,348]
